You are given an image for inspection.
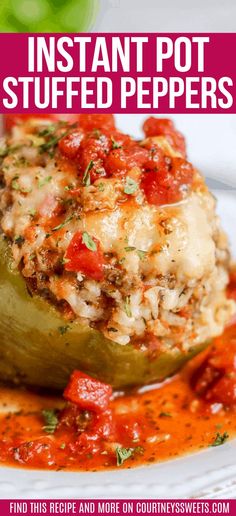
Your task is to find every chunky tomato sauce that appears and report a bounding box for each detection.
[0,274,235,471]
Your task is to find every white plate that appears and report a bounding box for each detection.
[0,115,235,499]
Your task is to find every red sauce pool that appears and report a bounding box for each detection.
[0,286,235,471]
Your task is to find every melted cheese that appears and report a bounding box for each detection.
[82,192,216,282]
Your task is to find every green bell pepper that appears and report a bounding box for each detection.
[0,236,208,390]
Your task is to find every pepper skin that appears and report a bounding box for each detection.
[0,236,208,390]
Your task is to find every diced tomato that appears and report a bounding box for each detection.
[141,157,193,206]
[78,114,116,132]
[77,134,111,182]
[142,142,166,172]
[3,114,79,132]
[58,130,84,159]
[117,420,142,444]
[192,337,236,407]
[143,117,186,156]
[63,371,112,413]
[12,438,56,467]
[206,375,236,407]
[64,231,105,281]
[68,408,114,456]
[105,145,149,176]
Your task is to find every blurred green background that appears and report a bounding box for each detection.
[0,0,99,32]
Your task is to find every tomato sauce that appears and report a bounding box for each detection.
[0,277,235,471]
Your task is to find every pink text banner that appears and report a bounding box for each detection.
[2,499,236,516]
[0,33,236,113]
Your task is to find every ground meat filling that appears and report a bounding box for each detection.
[0,115,234,349]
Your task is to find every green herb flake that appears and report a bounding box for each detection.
[11,176,31,194]
[38,124,57,137]
[111,137,122,150]
[61,257,70,265]
[124,177,138,195]
[82,231,97,252]
[124,296,132,318]
[92,129,101,139]
[28,208,36,217]
[60,442,66,450]
[11,177,20,190]
[52,215,73,233]
[82,160,94,187]
[14,235,25,245]
[137,250,147,260]
[38,176,52,188]
[210,432,229,447]
[40,136,60,155]
[97,182,105,192]
[125,246,136,252]
[64,184,74,191]
[42,409,58,434]
[159,412,172,418]
[116,447,133,467]
[58,325,70,335]
[39,123,77,156]
[0,147,8,158]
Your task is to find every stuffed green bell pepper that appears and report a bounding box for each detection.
[0,114,234,390]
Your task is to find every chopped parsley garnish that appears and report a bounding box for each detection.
[116,446,143,466]
[137,250,147,260]
[11,177,20,190]
[38,124,57,137]
[40,135,62,155]
[82,231,97,251]
[38,176,52,188]
[58,325,70,335]
[51,215,73,232]
[14,235,25,245]
[42,409,58,434]
[0,147,8,158]
[124,177,138,195]
[61,257,70,265]
[210,432,229,447]
[116,447,133,466]
[39,123,77,156]
[159,412,172,418]
[111,137,122,150]
[125,246,136,252]
[11,176,31,194]
[97,182,105,192]
[124,246,147,260]
[92,129,101,139]
[124,295,132,318]
[0,144,21,159]
[28,208,36,217]
[82,160,94,186]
